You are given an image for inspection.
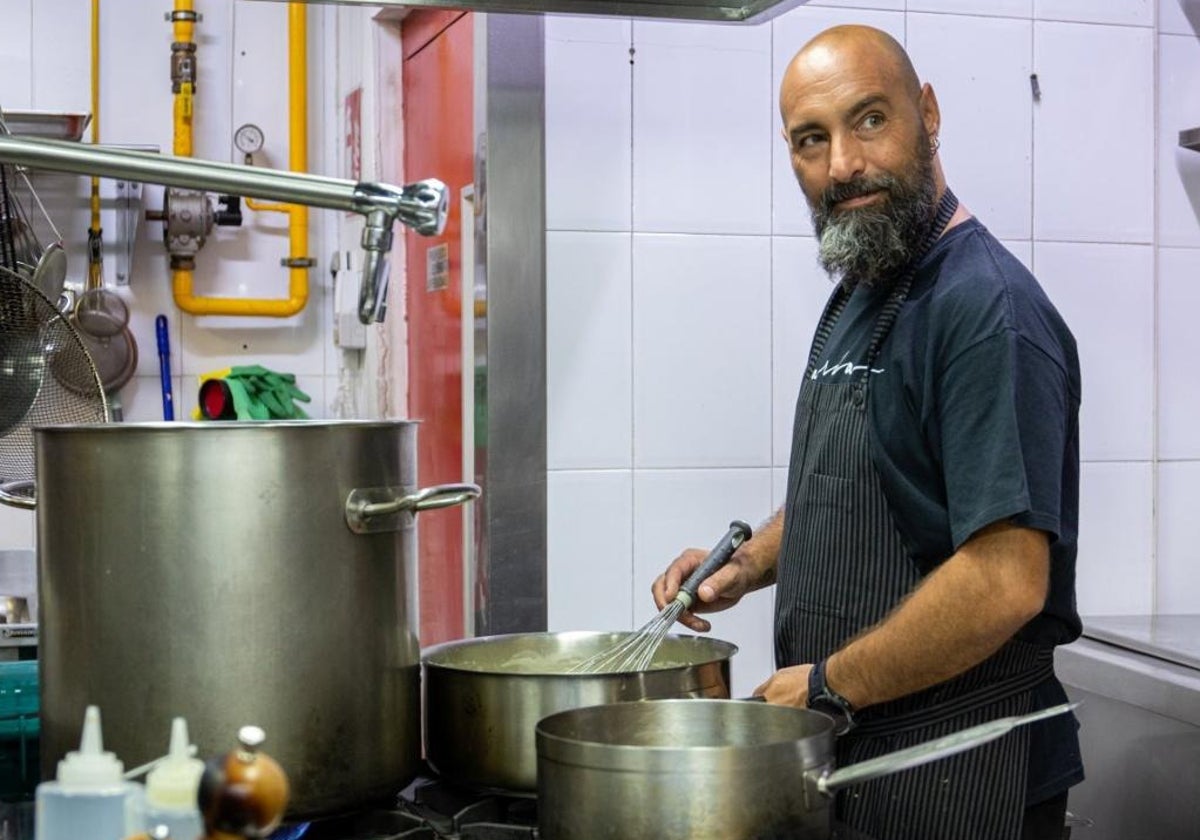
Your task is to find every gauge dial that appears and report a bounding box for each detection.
[234,123,265,155]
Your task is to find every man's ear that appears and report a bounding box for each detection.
[919,82,941,139]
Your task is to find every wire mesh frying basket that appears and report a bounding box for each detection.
[0,265,108,507]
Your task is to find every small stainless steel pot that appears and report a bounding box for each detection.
[536,698,1073,839]
[422,631,737,792]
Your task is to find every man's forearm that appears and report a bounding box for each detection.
[825,522,1049,710]
[736,508,785,591]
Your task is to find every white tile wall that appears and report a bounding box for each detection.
[1033,21,1154,244]
[632,21,772,235]
[1157,462,1200,613]
[771,6,907,236]
[1158,33,1200,249]
[545,29,633,232]
[0,504,33,551]
[772,466,788,511]
[547,470,634,632]
[30,0,89,111]
[1001,238,1033,269]
[909,0,1032,17]
[547,232,633,469]
[1034,242,1155,462]
[632,234,772,468]
[544,14,631,44]
[1157,247,1200,459]
[807,0,906,11]
[1035,0,1154,27]
[1159,0,1200,35]
[0,0,32,109]
[771,235,836,465]
[632,468,776,696]
[907,13,1032,241]
[1077,461,1154,615]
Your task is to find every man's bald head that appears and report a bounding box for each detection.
[781,25,922,117]
[777,25,944,290]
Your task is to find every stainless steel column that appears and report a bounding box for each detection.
[471,13,547,634]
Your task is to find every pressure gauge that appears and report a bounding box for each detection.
[234,123,265,156]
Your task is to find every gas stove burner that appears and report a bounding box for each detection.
[270,772,538,840]
[398,776,538,839]
[273,809,435,840]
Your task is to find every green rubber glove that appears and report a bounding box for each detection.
[226,366,311,419]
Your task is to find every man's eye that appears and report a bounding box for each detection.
[794,134,823,151]
[860,113,885,130]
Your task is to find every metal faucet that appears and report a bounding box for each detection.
[0,132,447,324]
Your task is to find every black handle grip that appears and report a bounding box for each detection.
[676,520,753,608]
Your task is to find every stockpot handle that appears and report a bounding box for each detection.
[810,702,1077,799]
[345,482,481,534]
[0,481,35,510]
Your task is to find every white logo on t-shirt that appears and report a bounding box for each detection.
[810,352,885,380]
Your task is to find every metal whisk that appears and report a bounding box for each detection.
[570,520,753,674]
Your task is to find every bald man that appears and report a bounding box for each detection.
[653,25,1082,840]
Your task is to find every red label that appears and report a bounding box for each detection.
[345,87,363,182]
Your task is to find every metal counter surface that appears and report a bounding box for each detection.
[1080,613,1200,671]
[1056,614,1200,840]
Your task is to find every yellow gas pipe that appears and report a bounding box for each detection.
[87,0,102,289]
[170,1,311,317]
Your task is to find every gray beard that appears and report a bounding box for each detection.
[810,153,937,292]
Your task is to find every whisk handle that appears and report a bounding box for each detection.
[676,520,753,609]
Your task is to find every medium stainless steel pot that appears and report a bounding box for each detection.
[422,631,737,792]
[536,698,1074,839]
[0,421,478,816]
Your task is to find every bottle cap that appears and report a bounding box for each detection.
[57,706,124,789]
[146,717,205,809]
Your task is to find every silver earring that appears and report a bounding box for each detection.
[930,136,941,154]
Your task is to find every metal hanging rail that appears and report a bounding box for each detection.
[0,132,447,323]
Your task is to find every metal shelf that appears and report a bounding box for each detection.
[0,110,92,142]
[1181,127,1200,152]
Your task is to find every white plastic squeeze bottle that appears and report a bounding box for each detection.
[34,705,144,840]
[143,718,204,840]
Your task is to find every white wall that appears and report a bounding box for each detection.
[0,1,405,550]
[544,0,1199,694]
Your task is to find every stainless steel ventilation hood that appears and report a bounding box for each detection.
[246,0,808,24]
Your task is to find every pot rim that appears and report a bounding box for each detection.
[535,699,835,769]
[421,630,738,676]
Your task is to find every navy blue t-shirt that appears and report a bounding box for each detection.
[810,217,1081,646]
[808,217,1084,802]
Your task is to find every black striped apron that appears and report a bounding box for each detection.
[775,190,1054,840]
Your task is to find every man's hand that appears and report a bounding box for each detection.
[752,664,814,707]
[651,547,758,632]
[652,510,784,632]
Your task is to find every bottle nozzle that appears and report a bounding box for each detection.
[79,705,103,754]
[168,717,189,760]
[57,705,124,789]
[146,717,205,810]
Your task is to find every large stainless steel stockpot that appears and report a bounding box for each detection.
[536,698,1075,839]
[0,421,477,816]
[422,631,737,792]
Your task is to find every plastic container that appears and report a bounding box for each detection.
[0,660,40,800]
[34,706,144,840]
[143,718,204,840]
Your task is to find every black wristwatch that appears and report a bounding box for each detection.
[807,658,856,735]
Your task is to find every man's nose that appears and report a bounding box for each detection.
[828,133,866,183]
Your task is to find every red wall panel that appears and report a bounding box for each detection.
[402,11,474,647]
